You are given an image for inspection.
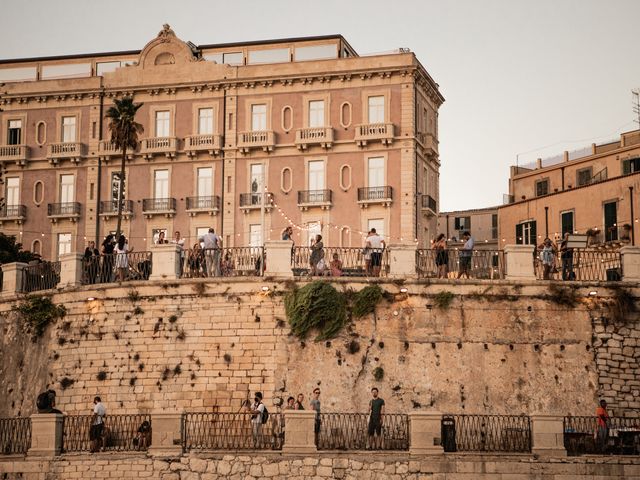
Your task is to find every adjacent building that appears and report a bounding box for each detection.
[437,206,499,250]
[0,26,444,260]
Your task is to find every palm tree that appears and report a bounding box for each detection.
[105,97,144,239]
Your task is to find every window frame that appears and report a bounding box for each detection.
[535,178,549,197]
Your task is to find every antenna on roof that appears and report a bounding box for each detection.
[633,89,640,127]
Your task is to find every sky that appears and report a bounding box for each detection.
[1,0,639,212]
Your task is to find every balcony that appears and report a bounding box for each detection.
[357,186,393,207]
[297,189,333,210]
[185,134,223,156]
[142,198,177,218]
[237,131,275,154]
[354,123,394,147]
[239,192,274,213]
[140,137,177,159]
[186,196,221,216]
[99,200,134,221]
[0,145,29,166]
[47,142,84,164]
[418,133,439,157]
[421,194,437,216]
[295,127,333,150]
[97,141,135,162]
[0,204,27,225]
[47,202,81,222]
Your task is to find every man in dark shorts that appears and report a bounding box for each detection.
[366,228,386,277]
[368,387,385,449]
[90,396,106,452]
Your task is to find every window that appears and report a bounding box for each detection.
[604,201,618,242]
[516,220,537,245]
[576,168,592,187]
[309,100,325,128]
[152,228,168,244]
[251,104,267,131]
[561,211,574,235]
[367,157,384,188]
[5,177,19,206]
[60,174,74,203]
[222,52,243,65]
[308,160,325,190]
[368,96,385,124]
[491,214,498,239]
[96,61,122,76]
[250,164,264,205]
[155,111,170,137]
[57,233,72,259]
[368,218,385,237]
[154,170,169,198]
[197,167,213,197]
[249,224,262,247]
[294,44,338,61]
[198,108,214,135]
[111,172,125,204]
[454,216,471,231]
[622,158,640,175]
[61,116,76,142]
[248,48,290,64]
[7,120,22,145]
[535,179,549,197]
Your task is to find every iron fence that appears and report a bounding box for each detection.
[239,192,274,208]
[21,261,61,293]
[357,186,393,201]
[564,416,640,455]
[99,200,134,214]
[47,202,81,216]
[297,189,333,204]
[62,414,151,452]
[182,412,283,451]
[421,194,437,211]
[416,249,505,280]
[186,195,221,210]
[142,198,177,212]
[181,247,264,278]
[534,248,621,281]
[0,417,31,455]
[316,413,409,451]
[292,246,388,277]
[441,414,531,453]
[0,204,27,218]
[82,252,152,284]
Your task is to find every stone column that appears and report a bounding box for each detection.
[620,246,640,281]
[149,244,180,281]
[59,253,84,288]
[1,262,27,297]
[282,410,317,454]
[388,243,418,279]
[148,412,183,456]
[28,413,63,457]
[531,414,567,457]
[504,244,536,280]
[409,411,444,455]
[264,240,293,278]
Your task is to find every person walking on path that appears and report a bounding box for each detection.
[368,387,385,449]
[596,399,610,453]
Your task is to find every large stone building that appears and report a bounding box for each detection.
[0,26,443,260]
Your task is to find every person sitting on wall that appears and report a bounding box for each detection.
[133,420,151,450]
[330,253,343,277]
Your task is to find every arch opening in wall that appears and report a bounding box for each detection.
[155,52,176,65]
[281,106,293,132]
[36,121,46,145]
[280,167,292,193]
[340,226,350,247]
[340,102,352,128]
[339,164,352,191]
[31,239,42,255]
[33,180,44,205]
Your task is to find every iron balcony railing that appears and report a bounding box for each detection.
[297,189,332,204]
[181,247,265,278]
[82,252,152,284]
[534,248,621,281]
[357,186,393,201]
[441,414,531,453]
[0,204,27,219]
[186,196,221,211]
[21,261,61,293]
[62,414,152,453]
[316,413,409,451]
[239,192,274,208]
[182,412,283,451]
[47,202,81,216]
[563,416,640,456]
[142,198,177,212]
[421,194,437,212]
[0,417,31,455]
[292,246,388,277]
[99,200,134,214]
[416,249,505,280]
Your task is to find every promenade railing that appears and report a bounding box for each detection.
[62,414,151,453]
[181,247,265,278]
[416,249,505,280]
[21,261,61,293]
[0,417,31,455]
[316,412,409,451]
[535,249,621,281]
[441,414,531,453]
[563,415,640,455]
[81,252,153,285]
[292,246,388,277]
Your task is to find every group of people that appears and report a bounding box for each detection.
[83,234,144,283]
[538,232,575,280]
[432,231,475,279]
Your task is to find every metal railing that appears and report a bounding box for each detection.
[534,248,621,281]
[357,186,393,201]
[0,417,31,455]
[0,204,26,218]
[564,416,640,456]
[416,249,505,280]
[62,414,152,452]
[297,189,332,204]
[82,252,153,284]
[239,192,274,208]
[292,246,388,277]
[99,200,134,214]
[441,414,531,453]
[316,413,409,451]
[186,195,221,210]
[47,202,81,216]
[21,261,61,293]
[142,198,177,212]
[182,247,265,277]
[182,412,283,451]
[421,194,437,212]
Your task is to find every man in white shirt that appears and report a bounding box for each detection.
[90,396,106,452]
[201,228,222,277]
[458,231,475,279]
[248,391,265,447]
[172,231,185,277]
[366,228,386,277]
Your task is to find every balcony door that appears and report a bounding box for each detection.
[367,218,385,237]
[249,224,262,247]
[60,174,74,204]
[5,177,19,207]
[604,201,618,242]
[155,111,170,137]
[154,170,169,199]
[61,116,76,142]
[309,100,324,128]
[250,164,264,205]
[198,108,214,135]
[57,233,72,259]
[197,167,213,198]
[368,96,385,124]
[251,105,267,131]
[308,160,325,202]
[7,120,22,145]
[368,157,384,188]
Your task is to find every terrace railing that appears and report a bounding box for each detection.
[564,416,640,456]
[21,261,61,293]
[441,414,531,453]
[181,247,264,278]
[316,413,409,451]
[0,417,31,455]
[81,252,153,285]
[535,248,621,281]
[182,412,283,451]
[292,246,388,277]
[62,414,151,453]
[416,249,505,280]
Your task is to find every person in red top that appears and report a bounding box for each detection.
[596,399,610,452]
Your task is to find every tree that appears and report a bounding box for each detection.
[105,97,144,239]
[0,232,37,264]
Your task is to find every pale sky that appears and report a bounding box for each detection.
[1,0,639,211]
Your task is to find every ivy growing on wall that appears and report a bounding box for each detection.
[12,296,67,341]
[352,285,384,318]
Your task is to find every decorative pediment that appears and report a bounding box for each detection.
[137,24,199,69]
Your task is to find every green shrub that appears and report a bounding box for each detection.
[13,296,66,340]
[285,281,347,341]
[373,367,384,381]
[433,291,455,309]
[352,285,384,318]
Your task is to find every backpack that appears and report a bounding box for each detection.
[261,404,269,424]
[36,391,50,411]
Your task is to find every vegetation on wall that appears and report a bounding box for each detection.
[433,290,456,309]
[285,281,347,341]
[352,285,384,318]
[13,296,67,340]
[609,287,637,324]
[547,284,579,307]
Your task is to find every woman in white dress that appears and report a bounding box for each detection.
[115,235,133,282]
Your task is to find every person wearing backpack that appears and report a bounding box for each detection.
[247,391,267,447]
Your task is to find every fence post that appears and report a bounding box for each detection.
[388,243,418,279]
[59,253,84,288]
[28,413,63,457]
[264,240,294,278]
[530,414,567,457]
[282,410,317,454]
[620,246,640,281]
[0,262,27,297]
[149,244,180,280]
[148,412,183,456]
[409,411,444,455]
[504,244,536,280]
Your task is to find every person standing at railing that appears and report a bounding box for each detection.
[201,228,222,277]
[282,226,295,260]
[100,235,115,283]
[247,391,266,448]
[433,233,449,279]
[538,237,557,280]
[172,231,185,277]
[90,396,106,453]
[309,235,324,276]
[596,399,611,453]
[294,393,305,410]
[560,232,575,281]
[310,388,322,444]
[83,241,100,284]
[457,232,474,279]
[115,235,133,282]
[367,387,385,449]
[366,228,385,277]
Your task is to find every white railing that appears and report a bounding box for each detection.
[98,140,119,154]
[237,131,275,152]
[142,137,177,151]
[47,142,82,158]
[186,134,219,149]
[0,144,28,162]
[355,123,394,145]
[295,127,333,149]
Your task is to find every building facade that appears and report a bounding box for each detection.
[0,26,443,260]
[437,206,499,250]
[499,129,640,247]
